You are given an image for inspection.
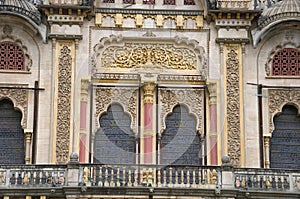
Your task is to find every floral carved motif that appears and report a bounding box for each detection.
[0,88,28,128]
[56,45,72,164]
[101,43,197,70]
[159,88,203,133]
[226,46,241,167]
[95,87,138,133]
[268,89,300,134]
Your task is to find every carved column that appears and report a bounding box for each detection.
[224,44,244,167]
[24,130,32,164]
[264,136,270,168]
[207,83,218,165]
[53,41,75,164]
[143,82,156,164]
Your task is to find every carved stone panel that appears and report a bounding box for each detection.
[55,42,73,164]
[0,88,28,128]
[95,87,138,133]
[268,89,300,134]
[158,87,203,134]
[225,44,241,167]
[92,35,207,77]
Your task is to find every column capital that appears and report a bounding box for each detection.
[207,82,217,105]
[264,136,270,147]
[143,82,156,104]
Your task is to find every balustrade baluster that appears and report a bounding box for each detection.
[157,168,161,187]
[128,169,132,186]
[104,167,109,187]
[134,168,138,186]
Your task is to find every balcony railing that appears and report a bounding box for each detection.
[24,0,92,6]
[211,0,283,10]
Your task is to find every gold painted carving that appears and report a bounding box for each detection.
[159,88,203,134]
[225,44,241,167]
[56,44,73,164]
[143,82,156,104]
[95,87,138,133]
[268,89,300,134]
[0,88,28,128]
[101,43,197,70]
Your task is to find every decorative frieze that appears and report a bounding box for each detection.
[225,44,242,167]
[158,87,203,134]
[0,88,28,128]
[92,35,207,77]
[268,89,300,134]
[95,87,138,133]
[55,42,74,164]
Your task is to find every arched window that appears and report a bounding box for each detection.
[161,105,201,166]
[94,104,135,164]
[270,105,300,169]
[272,48,300,76]
[0,41,25,71]
[0,99,25,164]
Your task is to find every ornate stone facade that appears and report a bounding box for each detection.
[268,89,300,134]
[55,42,73,164]
[225,44,241,167]
[158,87,203,134]
[0,88,28,128]
[95,87,138,133]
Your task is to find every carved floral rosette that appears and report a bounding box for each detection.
[268,89,300,134]
[0,88,28,128]
[158,87,203,135]
[225,44,241,167]
[91,35,207,78]
[95,87,138,134]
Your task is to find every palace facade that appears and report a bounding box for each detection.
[0,0,299,198]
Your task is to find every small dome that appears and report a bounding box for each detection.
[258,0,300,28]
[0,0,41,25]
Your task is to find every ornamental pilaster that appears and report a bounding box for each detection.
[143,82,156,104]
[264,136,270,168]
[24,129,32,164]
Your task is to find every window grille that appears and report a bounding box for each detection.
[272,48,300,76]
[0,42,25,71]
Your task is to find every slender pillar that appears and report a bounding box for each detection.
[143,83,156,164]
[264,136,270,168]
[208,83,218,165]
[24,130,32,164]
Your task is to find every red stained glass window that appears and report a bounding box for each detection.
[0,42,25,71]
[272,48,300,76]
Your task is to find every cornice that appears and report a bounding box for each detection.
[96,7,204,16]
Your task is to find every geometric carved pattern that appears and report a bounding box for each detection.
[95,87,138,133]
[0,42,25,71]
[101,43,197,70]
[158,87,203,134]
[268,89,300,134]
[123,0,135,3]
[0,88,28,128]
[225,45,241,167]
[103,0,115,3]
[143,0,155,4]
[56,44,72,164]
[272,48,300,76]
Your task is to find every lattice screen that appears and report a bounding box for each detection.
[272,48,300,76]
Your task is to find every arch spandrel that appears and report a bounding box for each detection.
[268,89,300,135]
[158,87,203,136]
[94,87,139,134]
[0,89,28,129]
[91,35,207,78]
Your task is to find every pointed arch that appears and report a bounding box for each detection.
[161,104,201,166]
[0,98,25,164]
[270,104,300,169]
[94,103,136,164]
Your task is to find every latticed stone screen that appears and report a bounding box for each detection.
[272,48,300,76]
[0,42,25,71]
[103,0,115,3]
[123,0,135,3]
